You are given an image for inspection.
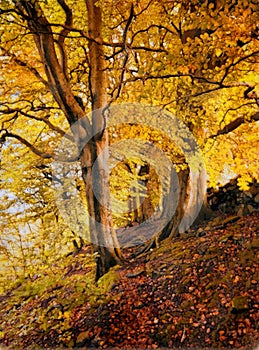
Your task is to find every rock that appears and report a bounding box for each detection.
[237,204,247,217]
[247,204,255,213]
[208,177,259,215]
[126,268,146,278]
[254,193,259,204]
[221,215,240,226]
[76,331,90,346]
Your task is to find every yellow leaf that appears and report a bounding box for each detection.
[64,311,70,319]
[215,48,222,57]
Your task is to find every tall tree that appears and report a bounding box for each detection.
[0,0,258,279]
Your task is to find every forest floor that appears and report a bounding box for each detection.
[0,212,258,349]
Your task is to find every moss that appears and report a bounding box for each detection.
[218,233,233,243]
[246,238,259,249]
[231,296,248,310]
[205,280,219,290]
[238,249,256,266]
[97,265,121,292]
[150,239,191,262]
[207,292,220,307]
[149,239,172,260]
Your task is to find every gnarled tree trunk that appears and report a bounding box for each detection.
[138,167,190,255]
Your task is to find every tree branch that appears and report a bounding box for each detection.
[220,50,259,84]
[13,1,91,129]
[0,129,80,162]
[115,4,135,99]
[0,46,48,87]
[123,4,134,45]
[56,0,73,79]
[209,111,259,138]
[0,106,73,141]
[57,0,73,42]
[0,130,53,159]
[20,111,74,141]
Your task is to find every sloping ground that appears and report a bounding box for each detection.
[0,213,258,349]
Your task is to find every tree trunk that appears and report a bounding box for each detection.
[138,164,155,222]
[138,167,190,254]
[84,0,122,280]
[158,167,190,242]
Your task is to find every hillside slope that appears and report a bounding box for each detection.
[0,212,258,349]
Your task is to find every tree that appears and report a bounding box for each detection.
[0,0,258,279]
[0,0,123,280]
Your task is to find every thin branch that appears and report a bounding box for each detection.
[123,4,134,45]
[220,50,259,84]
[218,102,257,130]
[19,111,73,141]
[0,46,48,87]
[57,0,73,43]
[0,107,73,141]
[1,130,53,159]
[115,4,135,99]
[123,72,259,101]
[131,24,176,42]
[170,21,181,37]
[123,72,221,85]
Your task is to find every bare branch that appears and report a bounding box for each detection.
[0,129,80,162]
[1,130,53,159]
[220,50,259,84]
[123,4,134,45]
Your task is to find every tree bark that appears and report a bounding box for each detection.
[138,167,190,255]
[158,167,190,242]
[84,0,122,280]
